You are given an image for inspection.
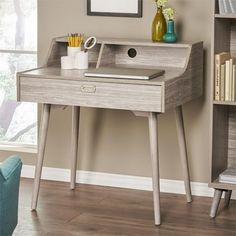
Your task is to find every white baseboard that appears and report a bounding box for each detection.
[21,165,236,199]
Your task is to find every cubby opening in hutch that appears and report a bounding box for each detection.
[99,44,189,69]
[46,40,102,67]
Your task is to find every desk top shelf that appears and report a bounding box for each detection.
[56,36,196,48]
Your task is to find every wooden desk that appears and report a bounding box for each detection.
[17,37,203,225]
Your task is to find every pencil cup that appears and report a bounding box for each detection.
[67,47,81,58]
[74,51,88,70]
[61,56,74,70]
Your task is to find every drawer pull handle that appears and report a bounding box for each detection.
[81,85,96,93]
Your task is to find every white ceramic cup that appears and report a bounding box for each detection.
[61,56,74,70]
[67,47,81,58]
[74,51,88,70]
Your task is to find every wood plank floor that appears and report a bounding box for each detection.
[14,179,236,236]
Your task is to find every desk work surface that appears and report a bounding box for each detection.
[17,37,204,113]
[20,66,181,85]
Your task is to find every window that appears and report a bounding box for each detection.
[0,0,37,149]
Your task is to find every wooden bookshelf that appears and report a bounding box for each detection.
[209,0,236,218]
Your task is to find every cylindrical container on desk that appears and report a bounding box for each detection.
[74,51,88,70]
[67,47,81,58]
[61,56,74,70]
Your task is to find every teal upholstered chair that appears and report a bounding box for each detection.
[0,156,22,236]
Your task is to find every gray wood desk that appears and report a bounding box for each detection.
[17,37,203,225]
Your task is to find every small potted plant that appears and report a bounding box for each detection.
[163,7,177,43]
[152,0,168,42]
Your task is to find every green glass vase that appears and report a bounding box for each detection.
[163,20,177,43]
[152,7,167,42]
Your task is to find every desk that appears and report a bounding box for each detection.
[17,37,203,225]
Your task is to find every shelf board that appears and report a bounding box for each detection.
[209,178,236,190]
[215,13,236,19]
[213,100,236,106]
[55,36,195,48]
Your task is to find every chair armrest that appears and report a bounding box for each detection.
[0,156,22,181]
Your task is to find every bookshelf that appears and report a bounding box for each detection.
[209,0,236,218]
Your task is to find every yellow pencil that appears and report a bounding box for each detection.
[68,33,85,47]
[67,34,70,47]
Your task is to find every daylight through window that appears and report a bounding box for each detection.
[0,0,37,146]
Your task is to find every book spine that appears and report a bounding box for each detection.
[229,0,234,13]
[220,64,225,101]
[215,55,221,101]
[225,60,231,101]
[229,59,233,101]
[233,64,236,101]
[219,0,225,14]
[231,0,236,13]
[225,0,231,13]
[229,58,233,101]
[223,0,228,13]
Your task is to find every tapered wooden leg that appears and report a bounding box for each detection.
[175,106,192,203]
[224,190,232,207]
[70,106,80,190]
[148,112,161,226]
[210,189,223,218]
[31,104,51,210]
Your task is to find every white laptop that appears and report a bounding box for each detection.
[84,67,165,80]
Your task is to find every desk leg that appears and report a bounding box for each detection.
[224,190,232,207]
[31,104,51,210]
[148,112,161,226]
[210,189,223,218]
[70,106,80,190]
[175,106,192,203]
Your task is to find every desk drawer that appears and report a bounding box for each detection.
[19,77,163,112]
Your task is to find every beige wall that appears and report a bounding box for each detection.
[0,0,213,182]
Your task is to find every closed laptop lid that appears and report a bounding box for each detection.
[84,67,165,80]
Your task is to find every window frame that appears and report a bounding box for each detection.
[0,50,38,153]
[0,141,37,153]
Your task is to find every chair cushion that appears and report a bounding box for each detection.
[0,156,22,180]
[0,155,22,236]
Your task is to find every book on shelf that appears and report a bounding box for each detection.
[220,64,225,100]
[225,58,234,101]
[233,64,236,100]
[219,168,236,184]
[215,52,231,101]
[215,52,236,102]
[218,0,236,14]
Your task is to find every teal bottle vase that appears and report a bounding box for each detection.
[163,20,177,43]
